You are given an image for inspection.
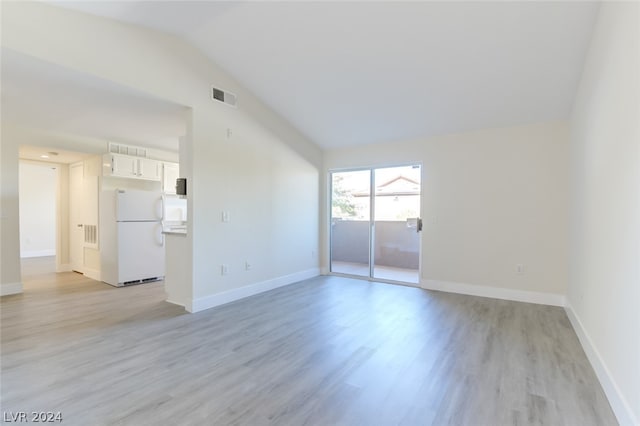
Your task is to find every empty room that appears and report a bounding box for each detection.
[1,1,638,425]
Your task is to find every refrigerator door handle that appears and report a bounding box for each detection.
[156,223,164,246]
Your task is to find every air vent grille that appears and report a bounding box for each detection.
[108,142,148,158]
[84,224,98,247]
[211,86,237,108]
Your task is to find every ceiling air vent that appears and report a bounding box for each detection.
[211,86,237,108]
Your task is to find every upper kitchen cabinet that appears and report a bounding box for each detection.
[162,162,179,194]
[138,157,161,181]
[108,153,136,178]
[103,154,161,181]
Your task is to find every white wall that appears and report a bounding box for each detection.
[0,127,23,296]
[18,162,57,258]
[189,107,319,306]
[324,122,569,304]
[1,2,322,308]
[567,2,640,425]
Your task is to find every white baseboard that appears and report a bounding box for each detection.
[165,298,186,309]
[83,268,101,282]
[565,303,638,426]
[56,263,72,273]
[163,289,187,310]
[20,249,55,258]
[188,268,320,313]
[421,279,566,307]
[1,282,23,296]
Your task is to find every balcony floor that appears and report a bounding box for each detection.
[331,261,419,284]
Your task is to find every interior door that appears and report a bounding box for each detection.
[69,162,84,273]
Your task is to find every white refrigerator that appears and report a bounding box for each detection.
[100,189,165,287]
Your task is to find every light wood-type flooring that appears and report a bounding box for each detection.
[1,257,617,425]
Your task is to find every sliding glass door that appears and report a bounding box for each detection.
[330,169,371,277]
[372,166,421,283]
[330,165,421,284]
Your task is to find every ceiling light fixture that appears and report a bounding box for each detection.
[40,154,49,159]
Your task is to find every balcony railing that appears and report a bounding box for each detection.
[331,220,419,269]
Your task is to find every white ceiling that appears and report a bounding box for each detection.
[1,48,187,152]
[19,145,92,164]
[41,2,599,149]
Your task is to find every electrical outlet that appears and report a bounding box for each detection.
[221,264,228,275]
[245,261,251,271]
[222,211,230,222]
[516,264,525,275]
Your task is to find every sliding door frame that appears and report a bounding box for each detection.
[328,162,423,287]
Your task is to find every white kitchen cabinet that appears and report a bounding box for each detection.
[138,157,161,180]
[110,154,137,178]
[162,162,179,194]
[103,154,161,181]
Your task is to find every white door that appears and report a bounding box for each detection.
[69,162,84,273]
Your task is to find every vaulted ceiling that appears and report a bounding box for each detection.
[38,2,600,149]
[1,48,187,152]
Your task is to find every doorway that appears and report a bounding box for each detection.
[330,164,422,285]
[18,162,58,276]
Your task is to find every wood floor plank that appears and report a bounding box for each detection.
[1,259,618,425]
